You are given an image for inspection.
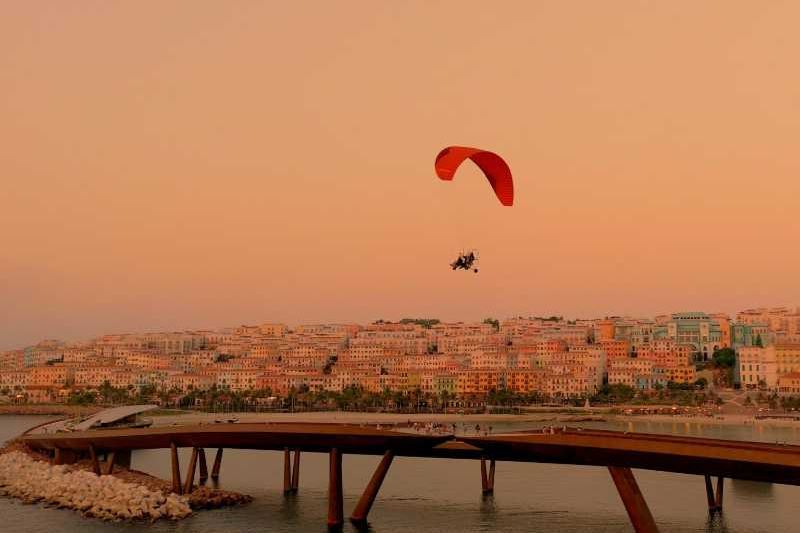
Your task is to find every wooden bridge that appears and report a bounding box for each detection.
[22,423,800,532]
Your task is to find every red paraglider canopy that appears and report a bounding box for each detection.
[435,146,514,206]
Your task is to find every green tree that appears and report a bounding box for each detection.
[711,347,736,368]
[533,316,563,322]
[768,394,779,410]
[591,383,636,404]
[487,387,516,406]
[439,389,451,407]
[135,384,157,403]
[482,318,500,331]
[400,318,441,329]
[67,389,97,405]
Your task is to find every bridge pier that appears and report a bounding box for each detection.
[53,447,78,466]
[211,448,223,480]
[480,458,496,494]
[104,451,117,475]
[291,449,300,492]
[608,466,659,533]
[350,450,394,526]
[704,475,724,514]
[283,448,292,494]
[198,448,208,484]
[170,443,182,494]
[184,447,199,494]
[89,445,101,476]
[282,448,300,494]
[328,448,344,529]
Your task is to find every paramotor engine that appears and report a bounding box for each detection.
[450,250,479,273]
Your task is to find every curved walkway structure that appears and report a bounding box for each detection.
[21,423,800,532]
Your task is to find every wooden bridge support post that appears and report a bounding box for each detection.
[198,448,208,484]
[350,450,394,525]
[170,443,182,495]
[211,448,223,480]
[480,458,489,493]
[53,448,78,466]
[283,447,292,494]
[104,451,116,475]
[608,466,659,533]
[704,475,715,510]
[89,445,101,476]
[184,447,199,495]
[480,457,495,494]
[328,448,344,529]
[291,450,300,492]
[703,475,724,514]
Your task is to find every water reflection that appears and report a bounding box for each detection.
[479,493,497,514]
[478,494,498,532]
[705,512,731,533]
[279,492,302,521]
[351,520,375,533]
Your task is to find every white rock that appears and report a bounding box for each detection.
[0,451,191,521]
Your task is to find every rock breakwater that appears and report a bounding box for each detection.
[0,451,192,521]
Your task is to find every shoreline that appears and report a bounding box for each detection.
[8,404,800,430]
[149,409,800,430]
[614,413,800,429]
[150,410,608,426]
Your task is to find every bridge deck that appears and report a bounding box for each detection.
[23,423,452,456]
[21,423,800,485]
[461,428,800,485]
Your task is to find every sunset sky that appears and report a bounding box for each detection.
[2,1,799,349]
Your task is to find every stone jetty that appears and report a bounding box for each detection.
[0,442,252,522]
[0,450,192,520]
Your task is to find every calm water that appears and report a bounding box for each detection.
[2,415,800,533]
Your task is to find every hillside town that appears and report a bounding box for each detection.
[2,307,800,409]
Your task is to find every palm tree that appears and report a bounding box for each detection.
[439,389,451,410]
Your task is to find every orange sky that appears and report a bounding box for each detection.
[2,1,799,349]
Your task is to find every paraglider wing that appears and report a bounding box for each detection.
[435,146,514,206]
